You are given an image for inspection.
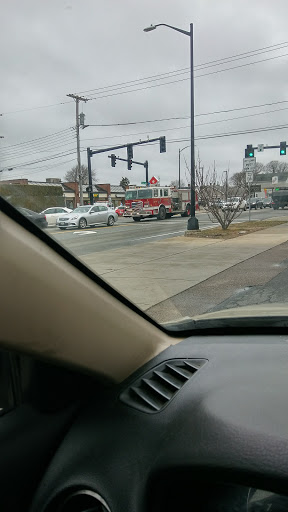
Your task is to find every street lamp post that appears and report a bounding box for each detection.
[144,23,199,230]
[179,145,190,188]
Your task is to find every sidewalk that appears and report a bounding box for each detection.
[81,221,288,312]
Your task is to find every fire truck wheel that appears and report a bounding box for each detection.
[133,217,141,222]
[157,206,166,220]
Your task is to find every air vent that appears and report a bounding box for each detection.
[47,490,111,512]
[120,359,206,413]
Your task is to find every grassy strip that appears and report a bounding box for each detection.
[185,220,288,239]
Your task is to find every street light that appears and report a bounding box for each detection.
[179,145,190,188]
[144,23,199,230]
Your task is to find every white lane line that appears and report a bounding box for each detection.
[130,230,185,241]
[73,231,97,236]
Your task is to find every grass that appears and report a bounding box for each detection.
[185,220,288,239]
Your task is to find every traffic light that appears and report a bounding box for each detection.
[128,158,132,170]
[245,144,254,158]
[159,136,166,153]
[127,144,133,160]
[280,141,286,155]
[111,154,116,167]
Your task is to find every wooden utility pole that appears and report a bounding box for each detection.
[67,94,89,205]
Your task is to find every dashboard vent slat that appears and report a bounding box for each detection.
[120,358,207,414]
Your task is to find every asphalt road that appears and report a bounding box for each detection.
[48,207,287,257]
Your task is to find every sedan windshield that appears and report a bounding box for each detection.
[2,1,288,333]
[72,207,90,213]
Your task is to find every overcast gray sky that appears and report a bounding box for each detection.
[1,0,288,186]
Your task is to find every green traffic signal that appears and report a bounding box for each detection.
[280,141,286,155]
[249,151,254,157]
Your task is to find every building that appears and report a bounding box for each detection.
[0,178,75,211]
[253,173,288,198]
[0,177,126,210]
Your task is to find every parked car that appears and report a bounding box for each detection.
[115,205,126,216]
[56,204,118,229]
[263,197,273,208]
[16,207,48,228]
[222,197,247,211]
[40,207,72,226]
[247,198,264,210]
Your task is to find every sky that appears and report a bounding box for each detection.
[1,0,288,187]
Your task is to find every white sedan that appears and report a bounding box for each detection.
[56,204,118,230]
[40,207,72,226]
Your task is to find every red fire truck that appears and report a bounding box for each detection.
[124,185,198,221]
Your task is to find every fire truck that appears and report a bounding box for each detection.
[124,185,197,221]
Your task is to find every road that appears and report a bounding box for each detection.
[48,207,287,257]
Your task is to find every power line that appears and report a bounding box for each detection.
[77,40,288,96]
[2,150,77,171]
[86,100,288,127]
[80,105,288,144]
[86,52,288,101]
[3,40,288,116]
[0,128,73,150]
[1,134,76,159]
[1,101,72,116]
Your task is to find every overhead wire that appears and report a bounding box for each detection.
[2,40,288,115]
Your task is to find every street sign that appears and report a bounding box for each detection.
[272,176,278,184]
[250,185,261,192]
[243,157,256,171]
[257,144,264,152]
[246,171,254,183]
[141,181,147,185]
[149,176,159,185]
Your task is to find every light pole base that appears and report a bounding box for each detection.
[187,216,199,230]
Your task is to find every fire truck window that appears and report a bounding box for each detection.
[125,190,137,200]
[160,189,163,197]
[138,189,152,199]
[164,189,168,197]
[153,189,158,197]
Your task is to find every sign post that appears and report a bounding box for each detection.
[246,171,254,222]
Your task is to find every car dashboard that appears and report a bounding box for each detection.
[29,334,288,512]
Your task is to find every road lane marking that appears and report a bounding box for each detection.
[73,231,97,235]
[130,230,185,241]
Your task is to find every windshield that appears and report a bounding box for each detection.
[138,189,152,199]
[2,1,288,332]
[125,191,138,200]
[73,207,90,213]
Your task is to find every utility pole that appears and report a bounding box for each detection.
[67,94,89,205]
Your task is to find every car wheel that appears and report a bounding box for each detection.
[107,215,115,226]
[79,218,87,229]
[157,205,166,220]
[133,217,141,222]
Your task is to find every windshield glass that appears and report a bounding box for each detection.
[138,189,152,199]
[73,207,90,213]
[125,191,138,200]
[2,1,288,332]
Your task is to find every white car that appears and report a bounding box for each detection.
[40,207,72,226]
[222,197,247,211]
[56,204,118,230]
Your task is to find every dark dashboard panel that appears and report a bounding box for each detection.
[30,335,288,512]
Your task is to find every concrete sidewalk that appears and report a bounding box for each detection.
[81,221,288,311]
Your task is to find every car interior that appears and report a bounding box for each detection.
[2,194,288,512]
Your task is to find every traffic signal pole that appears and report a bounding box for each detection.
[108,155,149,183]
[87,136,166,201]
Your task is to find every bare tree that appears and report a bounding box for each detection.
[63,165,97,184]
[196,167,247,230]
[264,160,288,173]
[170,179,186,188]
